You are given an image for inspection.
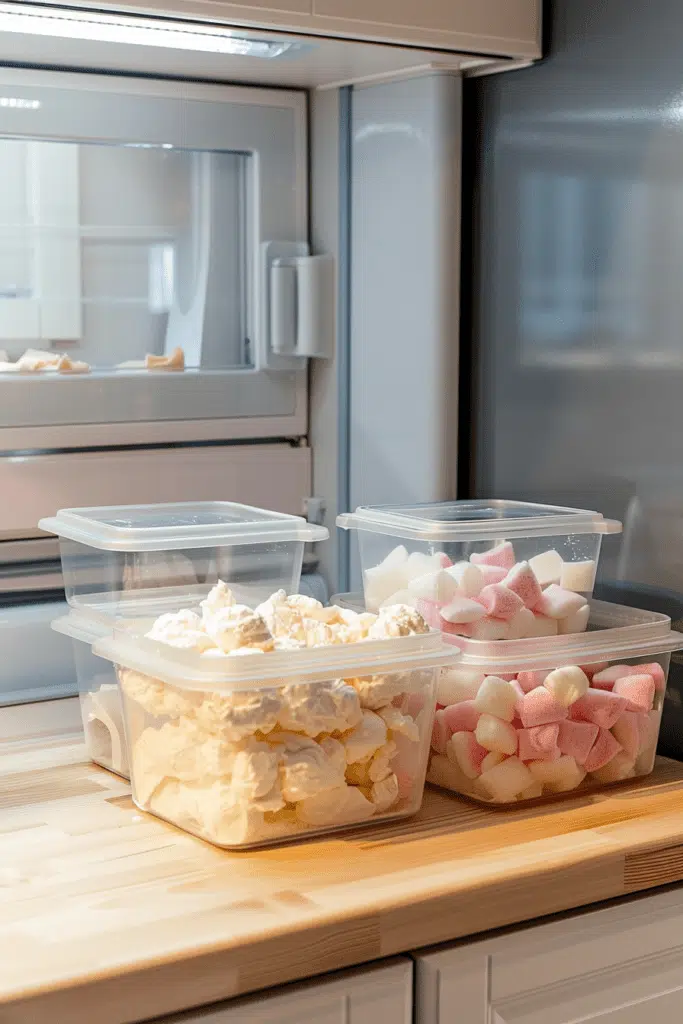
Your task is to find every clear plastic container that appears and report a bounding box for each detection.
[39,502,328,616]
[92,628,458,849]
[52,611,129,779]
[426,600,683,806]
[337,500,622,639]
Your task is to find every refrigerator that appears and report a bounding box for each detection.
[0,2,539,712]
[468,0,683,755]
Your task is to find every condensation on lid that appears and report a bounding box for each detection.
[93,627,460,693]
[337,499,622,542]
[443,599,683,671]
[39,501,329,551]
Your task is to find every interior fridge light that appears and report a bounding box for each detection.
[0,3,301,58]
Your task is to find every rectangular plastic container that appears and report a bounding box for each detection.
[337,500,622,641]
[92,627,458,849]
[427,600,683,806]
[39,502,328,617]
[52,611,129,779]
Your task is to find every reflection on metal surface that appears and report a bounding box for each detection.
[472,0,683,594]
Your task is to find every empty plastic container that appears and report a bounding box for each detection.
[337,500,622,640]
[39,502,328,617]
[426,600,683,805]
[52,611,129,778]
[93,626,457,849]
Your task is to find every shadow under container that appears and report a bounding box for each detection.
[337,501,622,634]
[93,628,458,849]
[52,610,129,779]
[427,600,683,806]
[39,501,328,617]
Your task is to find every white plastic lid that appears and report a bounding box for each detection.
[39,501,329,552]
[337,499,622,542]
[94,628,459,693]
[444,599,683,671]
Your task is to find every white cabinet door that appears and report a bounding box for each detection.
[172,958,412,1022]
[415,887,683,1024]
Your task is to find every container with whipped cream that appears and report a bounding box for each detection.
[93,583,458,848]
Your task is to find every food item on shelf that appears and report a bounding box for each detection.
[117,346,185,371]
[361,541,594,639]
[117,581,437,846]
[427,660,664,803]
[0,347,92,373]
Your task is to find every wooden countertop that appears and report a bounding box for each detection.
[4,718,683,1024]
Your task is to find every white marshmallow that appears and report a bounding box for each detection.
[528,549,564,587]
[408,569,460,604]
[518,781,543,800]
[436,667,485,705]
[440,596,487,624]
[591,751,636,783]
[475,714,518,755]
[560,559,596,594]
[474,676,518,722]
[478,757,533,802]
[536,584,588,620]
[379,589,415,609]
[543,666,590,708]
[528,755,586,792]
[481,750,506,772]
[527,614,559,638]
[558,603,590,635]
[364,545,409,608]
[427,752,473,791]
[445,561,484,598]
[467,618,511,642]
[508,606,536,640]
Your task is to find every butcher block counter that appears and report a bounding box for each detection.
[4,706,683,1024]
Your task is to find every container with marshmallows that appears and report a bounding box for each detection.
[428,601,683,804]
[93,583,459,848]
[337,500,622,641]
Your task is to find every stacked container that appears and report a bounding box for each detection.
[43,500,458,847]
[45,501,329,783]
[338,499,683,805]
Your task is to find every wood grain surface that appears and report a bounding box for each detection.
[3,713,683,1024]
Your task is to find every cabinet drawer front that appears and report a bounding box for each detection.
[167,958,412,1022]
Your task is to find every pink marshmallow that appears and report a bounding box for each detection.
[510,679,525,699]
[470,541,516,570]
[557,719,599,765]
[580,662,610,681]
[517,723,560,762]
[516,670,549,694]
[478,583,524,621]
[448,730,489,778]
[441,700,482,734]
[436,552,453,568]
[516,687,568,728]
[502,561,543,610]
[611,711,641,760]
[535,584,588,619]
[584,728,622,773]
[431,710,449,754]
[570,688,627,730]
[592,664,634,688]
[440,596,487,624]
[613,674,655,713]
[637,662,666,692]
[477,564,508,586]
[416,598,443,630]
